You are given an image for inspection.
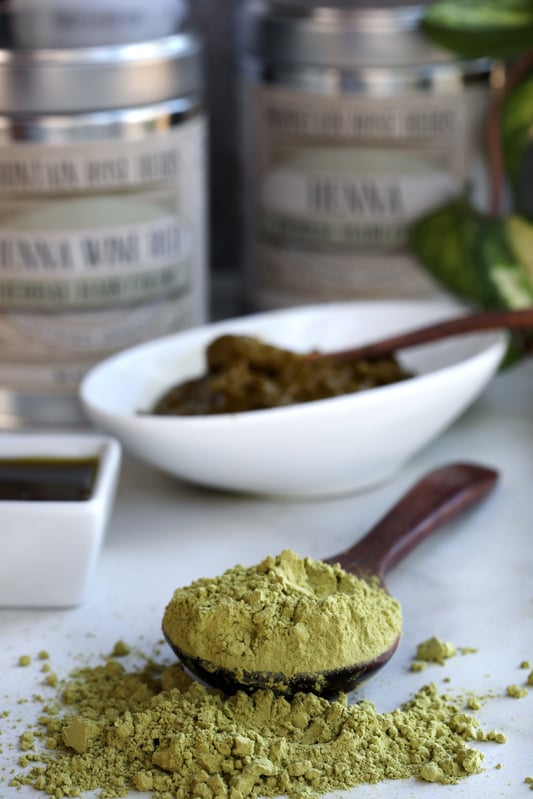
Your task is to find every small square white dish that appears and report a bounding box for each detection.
[0,433,121,608]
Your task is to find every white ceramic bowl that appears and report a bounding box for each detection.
[80,301,506,498]
[0,433,121,607]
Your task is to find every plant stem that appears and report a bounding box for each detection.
[486,52,533,216]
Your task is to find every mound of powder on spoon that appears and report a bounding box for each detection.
[162,549,402,678]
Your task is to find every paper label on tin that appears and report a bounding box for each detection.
[0,133,189,194]
[10,0,186,48]
[0,215,190,308]
[244,82,489,304]
[259,155,458,247]
[0,115,207,396]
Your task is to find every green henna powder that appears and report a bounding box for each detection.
[415,636,457,666]
[10,654,507,799]
[162,549,403,679]
[506,684,528,698]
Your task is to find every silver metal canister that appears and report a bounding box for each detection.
[0,26,206,427]
[238,0,492,310]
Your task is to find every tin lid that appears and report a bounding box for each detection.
[238,0,473,69]
[0,31,204,115]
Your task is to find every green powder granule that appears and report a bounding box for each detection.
[162,549,403,677]
[466,696,482,711]
[486,730,507,743]
[520,661,531,669]
[20,731,35,752]
[506,684,528,698]
[415,637,457,665]
[18,656,31,667]
[9,658,505,799]
[527,671,533,686]
[111,641,131,658]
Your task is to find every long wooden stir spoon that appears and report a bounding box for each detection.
[164,462,498,697]
[309,307,533,362]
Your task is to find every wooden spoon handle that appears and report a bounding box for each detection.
[314,308,533,362]
[328,463,498,580]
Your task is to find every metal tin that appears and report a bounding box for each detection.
[0,28,207,428]
[0,34,202,114]
[5,0,187,49]
[238,0,492,310]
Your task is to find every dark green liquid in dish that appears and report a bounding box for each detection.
[0,457,99,501]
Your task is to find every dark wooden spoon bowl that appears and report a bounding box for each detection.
[165,463,498,697]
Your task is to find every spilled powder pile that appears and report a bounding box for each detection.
[410,637,479,672]
[415,637,457,665]
[162,549,403,679]
[9,649,509,799]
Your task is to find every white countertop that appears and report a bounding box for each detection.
[1,357,533,798]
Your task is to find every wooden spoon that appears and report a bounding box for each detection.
[164,462,498,697]
[308,307,533,362]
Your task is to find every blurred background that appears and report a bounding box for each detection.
[3,0,533,426]
[190,0,241,286]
